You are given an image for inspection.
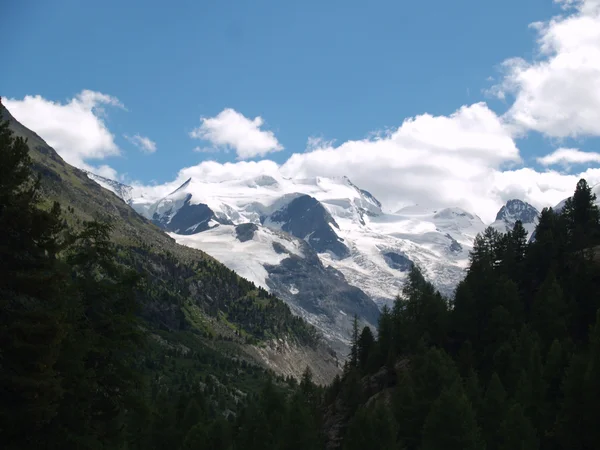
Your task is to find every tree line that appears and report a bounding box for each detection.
[3,102,600,449]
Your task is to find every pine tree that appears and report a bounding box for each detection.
[556,353,587,449]
[562,179,600,251]
[181,423,208,450]
[0,108,69,448]
[582,309,600,448]
[357,326,375,372]
[284,391,321,450]
[343,404,399,450]
[480,373,507,450]
[498,402,539,450]
[349,314,360,368]
[531,273,568,349]
[463,368,483,415]
[392,371,420,450]
[205,417,233,450]
[376,305,394,366]
[51,220,145,447]
[421,383,484,450]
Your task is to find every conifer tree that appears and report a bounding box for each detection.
[0,109,68,448]
[582,310,600,448]
[357,325,375,372]
[421,383,483,450]
[480,373,507,450]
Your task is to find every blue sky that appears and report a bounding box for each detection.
[3,0,600,222]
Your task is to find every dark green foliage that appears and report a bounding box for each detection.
[343,403,399,450]
[499,402,538,450]
[3,101,600,450]
[481,373,507,450]
[318,178,600,450]
[0,101,69,449]
[357,325,375,372]
[421,383,483,450]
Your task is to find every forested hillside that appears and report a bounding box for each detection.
[0,103,337,449]
[3,95,600,450]
[206,180,600,450]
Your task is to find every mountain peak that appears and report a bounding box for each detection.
[169,178,192,196]
[84,171,134,203]
[491,199,539,237]
[495,199,539,224]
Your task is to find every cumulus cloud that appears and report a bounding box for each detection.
[153,97,600,224]
[190,108,283,159]
[4,90,124,176]
[280,102,521,222]
[125,133,157,153]
[491,0,600,137]
[537,147,600,166]
[148,103,523,223]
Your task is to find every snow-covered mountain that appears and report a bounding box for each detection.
[491,199,539,237]
[84,171,134,203]
[88,172,529,350]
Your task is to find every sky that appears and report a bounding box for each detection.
[3,0,600,223]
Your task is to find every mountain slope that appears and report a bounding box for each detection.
[1,103,339,384]
[132,177,486,305]
[97,173,488,352]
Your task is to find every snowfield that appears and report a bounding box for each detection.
[169,225,304,289]
[89,172,543,304]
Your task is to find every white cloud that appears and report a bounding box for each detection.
[4,90,124,176]
[125,133,157,153]
[190,108,283,159]
[148,103,525,223]
[149,99,600,224]
[306,136,336,152]
[280,102,521,222]
[492,0,600,138]
[537,147,600,166]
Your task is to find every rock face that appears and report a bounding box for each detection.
[383,252,413,272]
[491,199,540,237]
[153,195,216,234]
[265,239,380,354]
[266,194,350,258]
[235,223,258,242]
[246,337,340,386]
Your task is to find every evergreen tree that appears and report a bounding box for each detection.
[283,391,321,450]
[343,404,399,450]
[421,383,483,450]
[51,220,145,448]
[0,110,69,448]
[480,373,508,450]
[349,314,360,368]
[376,305,394,367]
[531,273,568,349]
[498,402,539,450]
[181,423,207,450]
[357,325,375,372]
[392,371,420,450]
[562,179,600,250]
[582,310,600,448]
[463,368,483,415]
